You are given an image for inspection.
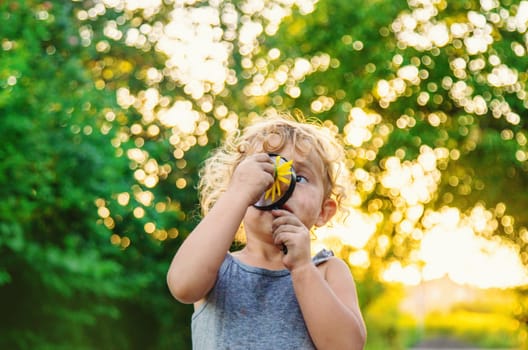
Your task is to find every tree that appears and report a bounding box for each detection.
[0,1,188,348]
[2,0,527,348]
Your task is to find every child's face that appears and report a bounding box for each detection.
[244,141,333,234]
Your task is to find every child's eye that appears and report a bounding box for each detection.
[296,175,308,184]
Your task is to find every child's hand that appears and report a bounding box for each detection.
[271,209,312,270]
[228,153,275,206]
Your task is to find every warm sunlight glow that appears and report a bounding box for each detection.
[382,206,528,288]
[343,108,381,147]
[383,262,422,286]
[97,1,528,293]
[380,149,442,206]
[420,225,528,288]
[158,100,200,132]
[157,6,230,99]
[313,209,381,252]
[391,1,450,51]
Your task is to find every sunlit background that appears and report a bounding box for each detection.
[87,0,528,289]
[94,0,528,347]
[3,0,528,348]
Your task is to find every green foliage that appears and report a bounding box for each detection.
[0,1,190,348]
[1,0,528,348]
[363,284,420,350]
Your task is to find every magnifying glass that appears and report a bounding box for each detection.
[253,154,296,211]
[253,154,296,254]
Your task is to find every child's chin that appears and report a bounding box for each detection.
[247,205,271,216]
[245,207,272,223]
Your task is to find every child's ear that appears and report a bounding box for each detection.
[315,198,337,227]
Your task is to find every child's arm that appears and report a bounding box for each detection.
[291,258,367,350]
[272,209,367,349]
[166,153,274,304]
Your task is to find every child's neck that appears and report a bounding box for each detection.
[233,244,285,270]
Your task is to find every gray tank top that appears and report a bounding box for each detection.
[191,249,334,350]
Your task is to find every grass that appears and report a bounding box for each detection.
[363,284,527,350]
[422,309,523,348]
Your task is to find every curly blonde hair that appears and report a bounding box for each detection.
[198,112,351,226]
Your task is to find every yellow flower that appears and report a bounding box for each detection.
[265,156,293,202]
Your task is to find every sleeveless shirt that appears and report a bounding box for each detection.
[191,249,334,350]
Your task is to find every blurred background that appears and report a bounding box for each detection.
[1,0,527,349]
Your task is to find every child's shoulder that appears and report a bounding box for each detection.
[312,248,334,266]
[314,249,354,281]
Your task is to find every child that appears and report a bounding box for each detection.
[167,113,366,349]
